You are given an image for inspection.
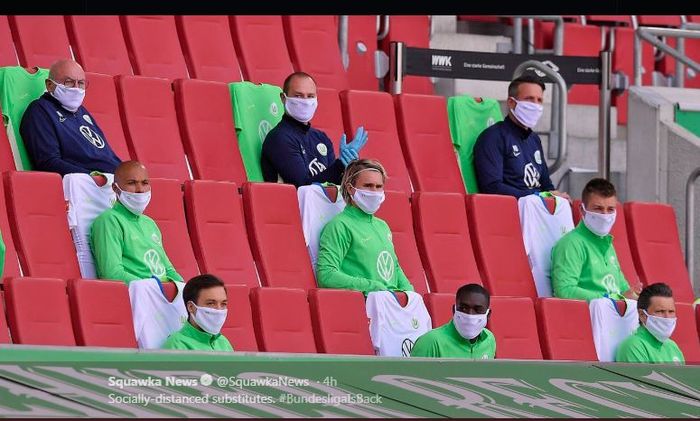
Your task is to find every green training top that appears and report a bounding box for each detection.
[0,66,50,170]
[162,320,234,352]
[90,201,183,284]
[447,95,503,194]
[229,81,284,182]
[615,325,685,365]
[411,320,496,359]
[551,222,630,302]
[316,205,414,294]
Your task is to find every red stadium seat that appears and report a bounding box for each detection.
[120,16,188,80]
[395,94,465,194]
[66,16,132,76]
[572,200,641,290]
[672,302,700,364]
[637,16,682,27]
[585,16,632,26]
[696,304,700,340]
[144,178,199,282]
[612,27,655,124]
[624,202,695,303]
[536,298,597,361]
[83,72,131,161]
[229,16,294,88]
[9,15,71,68]
[174,78,247,184]
[4,277,76,345]
[176,16,242,83]
[250,287,317,353]
[0,177,20,281]
[0,16,17,66]
[562,23,603,105]
[340,90,413,194]
[375,190,429,295]
[0,104,15,171]
[467,194,537,298]
[242,182,316,290]
[488,296,543,359]
[423,292,454,328]
[116,75,190,182]
[0,291,9,343]
[162,281,178,302]
[4,171,81,279]
[379,15,433,94]
[308,288,374,355]
[311,87,344,151]
[221,284,259,351]
[183,180,259,288]
[347,15,379,90]
[283,16,349,91]
[67,278,137,348]
[413,192,482,294]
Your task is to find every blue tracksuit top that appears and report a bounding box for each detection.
[261,114,344,188]
[20,92,121,176]
[473,114,554,198]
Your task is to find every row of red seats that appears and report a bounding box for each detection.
[0,15,433,94]
[3,277,698,362]
[0,169,695,306]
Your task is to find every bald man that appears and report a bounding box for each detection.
[90,161,182,284]
[20,58,121,183]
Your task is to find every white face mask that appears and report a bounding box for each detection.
[115,183,151,215]
[351,187,385,215]
[581,205,616,237]
[643,310,676,343]
[190,303,228,335]
[50,80,85,112]
[284,94,318,123]
[510,97,543,129]
[453,309,489,340]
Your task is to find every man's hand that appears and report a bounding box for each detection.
[339,147,359,167]
[549,190,572,203]
[91,174,107,187]
[339,126,369,156]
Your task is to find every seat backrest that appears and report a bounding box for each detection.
[221,284,258,351]
[176,16,242,83]
[340,90,412,194]
[671,302,700,364]
[0,290,10,343]
[282,16,349,91]
[144,178,199,282]
[413,192,481,294]
[379,15,433,95]
[423,292,454,328]
[116,75,190,182]
[4,171,81,278]
[82,72,131,161]
[4,277,76,345]
[120,15,188,80]
[467,194,537,298]
[395,94,465,194]
[488,296,543,359]
[375,190,428,295]
[536,298,597,361]
[183,180,259,288]
[0,178,20,281]
[250,287,317,353]
[347,15,379,90]
[9,16,71,68]
[624,202,694,303]
[66,16,132,76]
[637,15,682,27]
[308,288,373,355]
[229,16,294,87]
[242,182,316,290]
[586,15,632,26]
[67,278,137,348]
[0,15,17,66]
[173,78,246,185]
[311,87,344,151]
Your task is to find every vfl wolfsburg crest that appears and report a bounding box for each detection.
[411,317,419,330]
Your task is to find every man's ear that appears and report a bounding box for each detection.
[186,301,196,316]
[637,309,646,325]
[279,92,286,104]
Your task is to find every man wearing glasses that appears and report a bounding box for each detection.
[20,59,121,186]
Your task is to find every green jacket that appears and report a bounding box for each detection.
[90,201,183,284]
[551,222,630,301]
[615,325,685,365]
[316,205,414,294]
[411,320,496,359]
[162,320,233,351]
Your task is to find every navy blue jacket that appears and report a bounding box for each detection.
[20,92,121,176]
[473,115,554,198]
[261,114,344,187]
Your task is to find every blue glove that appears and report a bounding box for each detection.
[339,147,358,167]
[339,126,369,155]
